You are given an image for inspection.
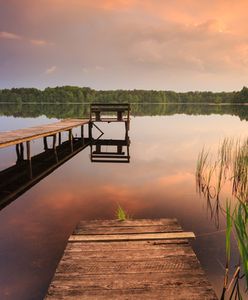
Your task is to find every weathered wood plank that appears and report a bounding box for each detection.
[77,218,178,227]
[74,225,182,235]
[63,245,194,259]
[46,287,217,300]
[45,219,217,300]
[69,232,195,242]
[49,274,213,295]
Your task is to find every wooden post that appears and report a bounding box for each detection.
[117,111,123,121]
[96,144,101,154]
[16,144,20,162]
[81,125,84,144]
[52,134,58,162]
[58,132,62,145]
[26,141,33,179]
[68,129,73,152]
[117,145,122,154]
[127,104,130,130]
[16,144,24,163]
[127,142,130,163]
[20,143,24,158]
[43,137,48,150]
[26,141,31,161]
[52,134,57,150]
[88,122,93,140]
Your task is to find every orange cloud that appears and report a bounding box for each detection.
[30,39,49,46]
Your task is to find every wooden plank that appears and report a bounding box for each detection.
[46,287,217,300]
[77,218,178,227]
[74,224,182,235]
[45,219,217,300]
[69,232,195,242]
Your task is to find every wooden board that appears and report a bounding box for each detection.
[69,232,195,242]
[45,219,217,300]
[0,119,88,148]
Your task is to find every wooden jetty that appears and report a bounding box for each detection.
[0,119,88,150]
[46,219,217,299]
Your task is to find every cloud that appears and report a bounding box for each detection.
[0,31,22,40]
[30,39,49,46]
[1,0,248,90]
[0,31,51,47]
[45,66,57,74]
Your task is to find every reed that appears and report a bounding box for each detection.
[196,138,248,201]
[196,137,248,298]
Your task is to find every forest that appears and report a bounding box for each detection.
[0,86,248,104]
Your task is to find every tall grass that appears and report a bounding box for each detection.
[196,137,248,298]
[196,138,248,202]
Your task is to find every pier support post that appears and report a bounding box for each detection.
[88,122,93,140]
[81,125,85,145]
[58,132,62,145]
[53,134,58,163]
[16,143,24,163]
[26,141,33,179]
[68,129,73,152]
[52,134,57,150]
[43,137,48,150]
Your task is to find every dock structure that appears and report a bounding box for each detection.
[46,219,217,300]
[89,103,130,138]
[0,119,88,150]
[0,119,89,178]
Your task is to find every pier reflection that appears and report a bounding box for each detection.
[0,133,131,210]
[90,135,130,163]
[0,138,90,210]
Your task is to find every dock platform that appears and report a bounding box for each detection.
[0,119,88,149]
[46,218,217,299]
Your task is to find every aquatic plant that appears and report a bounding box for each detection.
[196,138,248,202]
[116,205,128,221]
[196,137,248,298]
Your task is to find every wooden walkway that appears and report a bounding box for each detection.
[0,119,88,149]
[46,219,217,300]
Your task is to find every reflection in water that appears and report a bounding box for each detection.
[0,138,90,210]
[91,137,130,163]
[0,132,131,210]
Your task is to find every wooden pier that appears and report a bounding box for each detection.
[0,119,88,149]
[46,219,217,299]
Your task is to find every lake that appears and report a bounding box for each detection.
[0,103,247,299]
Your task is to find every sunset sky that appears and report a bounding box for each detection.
[0,0,248,91]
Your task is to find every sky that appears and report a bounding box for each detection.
[0,0,248,91]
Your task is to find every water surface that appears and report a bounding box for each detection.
[0,103,247,299]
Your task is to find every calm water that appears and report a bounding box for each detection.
[0,103,248,299]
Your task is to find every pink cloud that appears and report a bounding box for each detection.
[45,66,57,74]
[0,31,22,40]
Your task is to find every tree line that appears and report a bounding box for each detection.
[0,86,248,104]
